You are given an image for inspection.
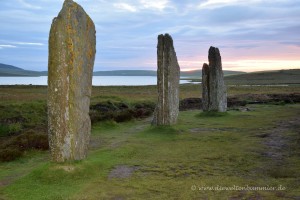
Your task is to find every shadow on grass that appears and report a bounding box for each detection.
[266,166,297,179]
[138,125,180,140]
[196,111,229,118]
[93,120,119,130]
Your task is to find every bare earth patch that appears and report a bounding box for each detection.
[257,116,300,199]
[89,137,106,150]
[0,174,22,187]
[261,117,300,162]
[108,165,139,179]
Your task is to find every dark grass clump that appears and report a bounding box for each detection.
[139,125,180,141]
[0,124,11,137]
[0,123,22,137]
[144,125,180,136]
[90,101,155,124]
[0,131,49,162]
[269,100,286,106]
[0,102,47,138]
[11,131,49,151]
[0,147,23,162]
[114,110,134,123]
[196,111,229,117]
[266,166,297,179]
[0,101,48,162]
[90,110,115,123]
[132,108,153,118]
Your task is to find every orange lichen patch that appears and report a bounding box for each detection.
[67,38,73,49]
[88,47,94,59]
[66,24,73,33]
[87,18,94,30]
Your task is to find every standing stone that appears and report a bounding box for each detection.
[202,46,227,112]
[202,63,210,111]
[152,34,180,125]
[48,0,96,162]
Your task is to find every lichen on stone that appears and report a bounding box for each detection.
[48,0,96,162]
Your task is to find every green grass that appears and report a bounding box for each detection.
[224,69,300,85]
[197,110,229,117]
[1,84,299,104]
[1,104,299,199]
[183,69,300,85]
[0,84,299,198]
[0,101,47,129]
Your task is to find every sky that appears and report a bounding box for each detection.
[0,0,300,72]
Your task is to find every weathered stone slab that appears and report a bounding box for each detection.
[202,63,210,111]
[202,46,227,112]
[48,0,96,162]
[152,34,180,125]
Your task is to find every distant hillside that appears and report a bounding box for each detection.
[225,69,300,85]
[93,69,244,77]
[93,70,157,76]
[0,63,24,71]
[181,70,244,77]
[0,63,41,77]
[0,63,244,77]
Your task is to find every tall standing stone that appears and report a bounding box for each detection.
[152,34,180,125]
[48,0,96,162]
[202,63,210,111]
[202,46,227,112]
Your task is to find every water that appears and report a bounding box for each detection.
[0,76,193,86]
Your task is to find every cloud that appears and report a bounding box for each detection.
[113,0,170,13]
[0,44,17,48]
[280,41,300,47]
[223,59,300,72]
[197,0,261,9]
[18,0,42,9]
[0,40,44,48]
[139,0,169,11]
[105,46,149,50]
[113,3,137,12]
[0,0,299,71]
[219,44,259,49]
[12,42,44,46]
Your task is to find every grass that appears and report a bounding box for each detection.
[183,69,300,85]
[224,69,300,85]
[1,84,300,103]
[197,110,229,117]
[0,100,48,161]
[0,104,299,199]
[0,84,300,198]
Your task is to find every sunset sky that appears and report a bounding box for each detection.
[0,0,299,72]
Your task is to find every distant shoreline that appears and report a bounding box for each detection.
[0,76,197,86]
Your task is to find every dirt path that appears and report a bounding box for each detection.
[89,118,151,150]
[106,119,151,181]
[261,116,300,165]
[258,116,300,199]
[108,122,149,150]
